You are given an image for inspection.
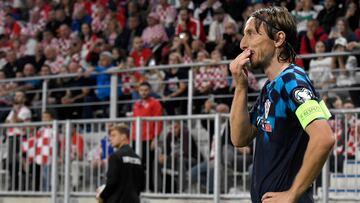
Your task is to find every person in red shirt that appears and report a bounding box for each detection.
[175,8,207,43]
[130,37,152,67]
[132,82,163,191]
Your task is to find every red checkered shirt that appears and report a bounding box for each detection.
[209,65,229,90]
[45,56,66,74]
[194,66,212,93]
[154,4,177,27]
[53,38,71,58]
[22,127,54,165]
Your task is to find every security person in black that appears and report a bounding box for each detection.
[96,124,145,203]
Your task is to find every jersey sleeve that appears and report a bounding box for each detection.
[282,72,331,129]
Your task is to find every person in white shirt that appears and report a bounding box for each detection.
[5,90,31,190]
[309,40,335,89]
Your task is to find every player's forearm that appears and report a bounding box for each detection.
[289,122,334,199]
[230,88,255,147]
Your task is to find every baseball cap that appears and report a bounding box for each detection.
[334,37,347,47]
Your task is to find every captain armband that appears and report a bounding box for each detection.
[295,100,332,129]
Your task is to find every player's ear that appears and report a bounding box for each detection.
[274,31,286,48]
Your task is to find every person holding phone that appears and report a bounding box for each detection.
[229,7,334,203]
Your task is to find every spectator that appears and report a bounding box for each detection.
[58,62,90,119]
[5,91,31,190]
[328,17,358,46]
[291,0,318,33]
[297,19,328,70]
[17,63,41,101]
[114,15,143,52]
[130,36,152,67]
[195,0,222,34]
[131,82,163,191]
[104,19,122,47]
[43,46,65,74]
[332,37,358,87]
[96,124,145,203]
[2,50,22,78]
[46,7,72,33]
[309,40,335,89]
[340,0,359,32]
[175,8,206,42]
[71,6,92,32]
[141,12,168,48]
[207,7,235,48]
[17,43,46,73]
[162,52,188,115]
[153,0,177,31]
[91,6,110,35]
[4,12,22,39]
[53,24,72,58]
[216,21,241,60]
[169,33,193,63]
[158,120,200,193]
[316,0,339,33]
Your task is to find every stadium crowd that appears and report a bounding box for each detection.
[0,0,360,194]
[0,0,359,121]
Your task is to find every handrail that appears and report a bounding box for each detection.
[0,51,359,84]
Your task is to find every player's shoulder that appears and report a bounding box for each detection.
[280,64,308,83]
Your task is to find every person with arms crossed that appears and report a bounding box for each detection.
[96,124,145,203]
[229,7,335,203]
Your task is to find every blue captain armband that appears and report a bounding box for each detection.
[295,100,332,129]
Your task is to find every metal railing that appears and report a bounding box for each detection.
[0,51,359,119]
[0,110,360,202]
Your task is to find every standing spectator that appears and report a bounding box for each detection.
[169,33,193,63]
[53,24,72,58]
[316,0,339,33]
[309,40,335,89]
[5,91,31,190]
[96,124,145,203]
[130,37,153,67]
[175,8,206,42]
[132,82,163,191]
[141,12,168,48]
[209,49,230,104]
[103,19,122,47]
[4,13,22,39]
[162,52,188,115]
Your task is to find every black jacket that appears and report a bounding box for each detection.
[100,144,145,203]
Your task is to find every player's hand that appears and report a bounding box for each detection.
[261,191,297,203]
[229,49,251,89]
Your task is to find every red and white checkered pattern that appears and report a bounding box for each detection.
[120,72,135,95]
[209,65,229,90]
[45,56,66,74]
[91,9,110,33]
[22,127,53,165]
[154,4,177,27]
[53,38,71,58]
[194,66,212,93]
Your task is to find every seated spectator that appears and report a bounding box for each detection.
[158,120,200,193]
[162,52,188,115]
[141,12,168,48]
[216,21,241,60]
[316,0,340,33]
[57,62,90,119]
[328,17,358,46]
[291,0,318,33]
[309,40,335,89]
[207,7,235,51]
[44,46,65,74]
[130,36,153,67]
[297,19,328,70]
[103,19,122,47]
[152,0,177,32]
[331,37,358,87]
[71,6,92,32]
[194,0,222,34]
[114,14,144,53]
[175,8,206,42]
[53,24,72,58]
[2,50,22,78]
[17,63,41,103]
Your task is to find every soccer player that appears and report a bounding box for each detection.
[229,7,335,203]
[96,124,145,203]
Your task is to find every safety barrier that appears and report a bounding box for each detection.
[0,110,360,202]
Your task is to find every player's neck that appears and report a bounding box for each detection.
[265,60,291,81]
